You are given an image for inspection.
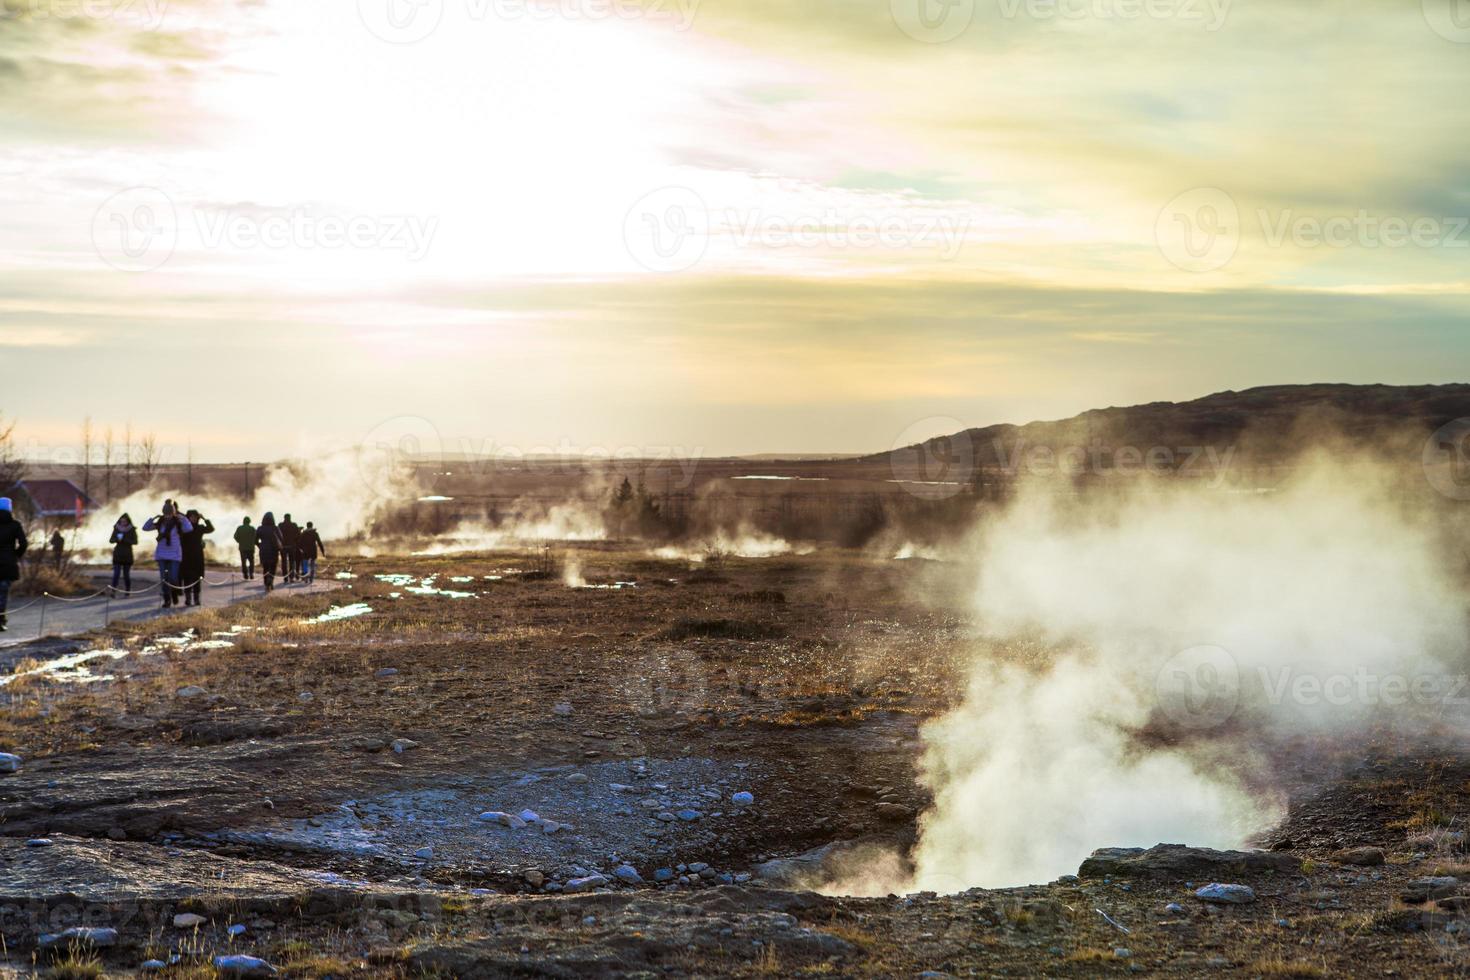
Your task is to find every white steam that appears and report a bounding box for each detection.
[859,458,1468,893]
[651,525,812,562]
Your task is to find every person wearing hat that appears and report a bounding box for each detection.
[143,501,194,608]
[233,516,256,580]
[0,498,28,631]
[178,509,215,607]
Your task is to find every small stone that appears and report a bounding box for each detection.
[1194,883,1256,905]
[582,915,597,926]
[614,865,643,884]
[567,772,589,784]
[176,685,208,699]
[734,872,752,883]
[1338,846,1385,867]
[524,870,545,887]
[174,912,207,928]
[544,882,563,893]
[731,791,755,807]
[1114,948,1131,959]
[1164,903,1185,915]
[39,927,118,949]
[414,847,434,860]
[391,738,419,754]
[519,809,540,823]
[141,960,167,971]
[677,809,702,822]
[553,702,574,716]
[540,820,562,835]
[213,955,278,977]
[297,691,314,702]
[689,862,710,873]
[375,668,399,678]
[25,838,52,847]
[656,812,676,822]
[227,924,247,938]
[875,802,914,822]
[564,874,609,893]
[0,752,22,773]
[654,868,675,882]
[347,736,387,752]
[478,811,528,829]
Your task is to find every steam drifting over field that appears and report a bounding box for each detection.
[838,456,1469,894]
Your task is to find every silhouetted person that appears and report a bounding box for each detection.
[256,512,284,593]
[279,513,301,583]
[143,501,193,608]
[109,513,138,595]
[179,509,215,607]
[49,529,64,569]
[234,516,256,579]
[0,497,27,632]
[298,521,327,584]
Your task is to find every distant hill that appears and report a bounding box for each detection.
[875,383,1470,482]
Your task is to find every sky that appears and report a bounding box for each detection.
[1,0,1468,464]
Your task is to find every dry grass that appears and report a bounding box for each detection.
[1248,956,1327,977]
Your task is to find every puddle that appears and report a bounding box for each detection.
[334,572,358,580]
[4,629,238,687]
[301,603,374,625]
[374,573,476,599]
[572,581,639,591]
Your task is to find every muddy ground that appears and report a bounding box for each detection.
[3,547,1470,977]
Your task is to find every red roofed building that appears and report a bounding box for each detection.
[7,479,98,526]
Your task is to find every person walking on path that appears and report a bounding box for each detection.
[49,529,64,569]
[179,509,215,607]
[109,513,138,595]
[234,516,256,580]
[0,498,28,632]
[256,512,284,593]
[279,514,301,583]
[298,521,327,584]
[143,501,193,608]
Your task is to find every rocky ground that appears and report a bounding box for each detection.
[2,547,1470,977]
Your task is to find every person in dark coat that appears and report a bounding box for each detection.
[298,521,327,584]
[179,509,215,607]
[0,497,27,632]
[279,514,301,583]
[109,513,138,595]
[256,512,284,593]
[49,529,64,569]
[233,516,256,579]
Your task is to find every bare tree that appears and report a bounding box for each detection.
[123,421,134,495]
[185,442,194,494]
[80,416,94,500]
[137,432,162,486]
[103,425,115,500]
[0,411,25,495]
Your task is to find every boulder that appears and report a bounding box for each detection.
[39,927,119,949]
[1194,883,1256,904]
[173,912,207,928]
[1337,847,1385,867]
[213,954,278,977]
[0,752,21,773]
[1079,845,1300,879]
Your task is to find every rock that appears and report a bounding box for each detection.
[39,927,119,949]
[176,685,208,699]
[654,868,675,882]
[391,738,419,754]
[677,809,702,822]
[1114,948,1131,958]
[610,783,636,793]
[415,847,434,859]
[519,809,540,823]
[564,874,609,893]
[688,862,710,873]
[1080,845,1300,879]
[347,736,387,752]
[141,960,167,971]
[374,668,399,678]
[875,802,914,822]
[1164,903,1186,915]
[297,691,313,702]
[1403,876,1460,902]
[567,772,589,784]
[1337,846,1385,867]
[174,912,208,928]
[524,870,545,887]
[25,838,53,847]
[1194,883,1257,904]
[656,812,676,822]
[540,820,562,835]
[228,924,247,937]
[614,865,643,884]
[478,811,528,830]
[553,702,574,716]
[213,955,278,977]
[0,752,21,773]
[732,791,755,807]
